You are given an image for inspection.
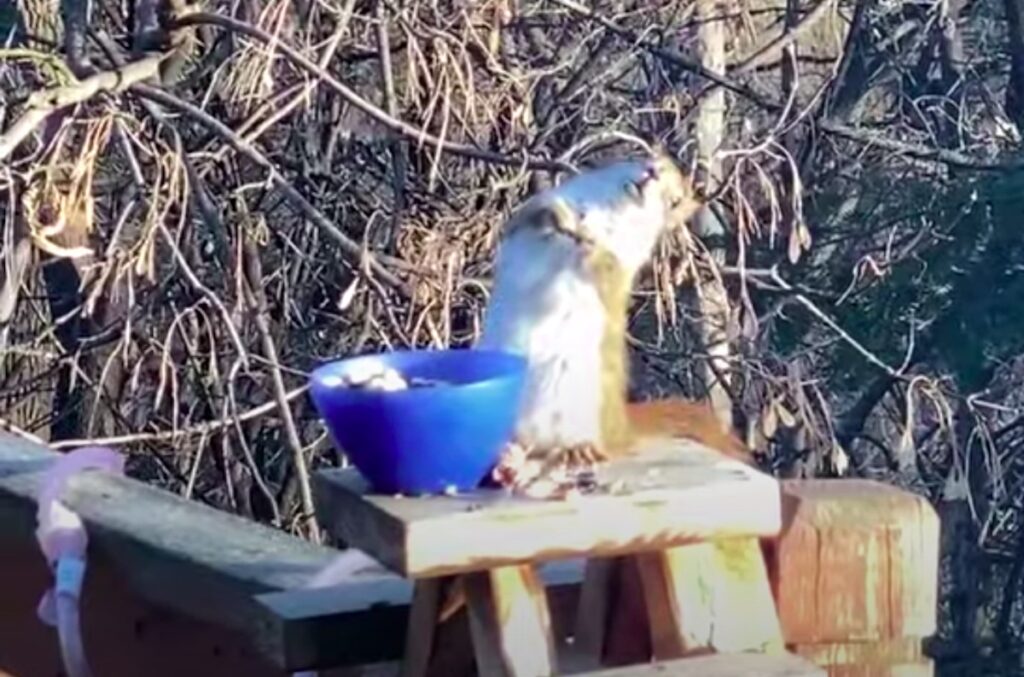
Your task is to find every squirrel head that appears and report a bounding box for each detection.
[506,149,702,275]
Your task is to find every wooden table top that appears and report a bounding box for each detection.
[313,438,782,578]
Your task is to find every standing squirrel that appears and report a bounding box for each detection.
[430,150,755,630]
[477,149,752,494]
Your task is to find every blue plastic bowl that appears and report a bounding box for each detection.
[308,349,527,495]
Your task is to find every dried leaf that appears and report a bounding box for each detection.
[339,278,360,311]
[830,444,849,477]
[761,405,778,438]
[788,225,802,264]
[896,427,916,473]
[776,401,796,427]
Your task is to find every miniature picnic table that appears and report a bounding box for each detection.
[313,438,792,676]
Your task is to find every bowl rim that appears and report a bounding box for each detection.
[308,347,527,400]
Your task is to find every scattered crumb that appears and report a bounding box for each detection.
[491,443,613,500]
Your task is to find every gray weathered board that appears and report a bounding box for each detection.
[0,431,586,670]
[0,432,359,669]
[314,438,782,578]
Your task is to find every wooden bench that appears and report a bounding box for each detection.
[314,438,795,676]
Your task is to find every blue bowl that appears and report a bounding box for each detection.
[308,349,527,495]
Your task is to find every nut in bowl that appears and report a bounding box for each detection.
[308,349,527,496]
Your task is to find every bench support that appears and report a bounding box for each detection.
[635,538,785,657]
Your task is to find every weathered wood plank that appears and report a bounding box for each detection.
[399,578,446,677]
[791,638,932,676]
[0,432,359,669]
[573,558,617,671]
[574,652,826,676]
[601,556,653,667]
[2,433,935,676]
[2,539,306,677]
[770,479,939,677]
[314,439,782,578]
[635,539,785,658]
[773,480,939,644]
[464,564,557,677]
[0,433,568,670]
[0,431,595,669]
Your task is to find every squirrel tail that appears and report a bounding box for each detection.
[626,398,755,466]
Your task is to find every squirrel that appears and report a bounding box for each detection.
[476,148,753,494]
[429,149,755,630]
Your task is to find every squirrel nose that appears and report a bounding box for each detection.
[639,163,660,186]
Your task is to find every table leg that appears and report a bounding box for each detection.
[573,558,615,668]
[400,578,444,677]
[463,564,557,677]
[573,556,651,669]
[400,576,476,677]
[635,538,785,659]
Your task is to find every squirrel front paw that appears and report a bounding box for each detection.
[490,440,609,498]
[550,442,609,470]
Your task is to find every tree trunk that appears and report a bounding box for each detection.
[1006,0,1024,130]
[691,0,734,431]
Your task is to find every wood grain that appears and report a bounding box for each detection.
[791,637,932,676]
[635,539,785,658]
[771,480,939,677]
[314,439,782,578]
[464,565,558,677]
[773,480,939,644]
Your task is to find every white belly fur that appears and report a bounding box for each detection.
[477,228,605,449]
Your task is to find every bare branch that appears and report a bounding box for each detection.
[50,385,310,449]
[0,53,166,161]
[174,11,571,173]
[730,0,838,76]
[130,84,412,295]
[549,0,778,110]
[818,120,1024,171]
[241,235,319,543]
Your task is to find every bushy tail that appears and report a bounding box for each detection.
[626,398,754,466]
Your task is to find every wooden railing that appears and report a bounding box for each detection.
[0,431,941,677]
[0,432,585,675]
